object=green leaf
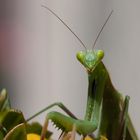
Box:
[0,131,4,139]
[0,109,25,133]
[0,89,11,111]
[3,123,27,140]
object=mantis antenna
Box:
[42,5,87,50]
[42,5,113,51]
[92,10,113,49]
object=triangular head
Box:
[76,50,104,72]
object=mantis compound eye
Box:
[96,50,104,60]
[76,51,86,64]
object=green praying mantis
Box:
[0,5,139,140]
[33,6,138,140]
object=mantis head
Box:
[77,50,104,72]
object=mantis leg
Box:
[117,96,130,140]
[59,132,71,140]
[70,124,76,140]
[26,102,77,122]
[41,70,107,139]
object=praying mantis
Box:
[32,5,138,140]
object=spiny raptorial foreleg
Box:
[41,111,97,139]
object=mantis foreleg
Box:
[26,102,77,122]
[117,96,130,140]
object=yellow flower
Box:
[27,133,47,140]
[100,135,108,140]
[84,135,108,140]
[84,136,94,140]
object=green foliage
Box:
[0,89,52,139]
[3,123,27,140]
[0,89,11,111]
[0,110,25,132]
